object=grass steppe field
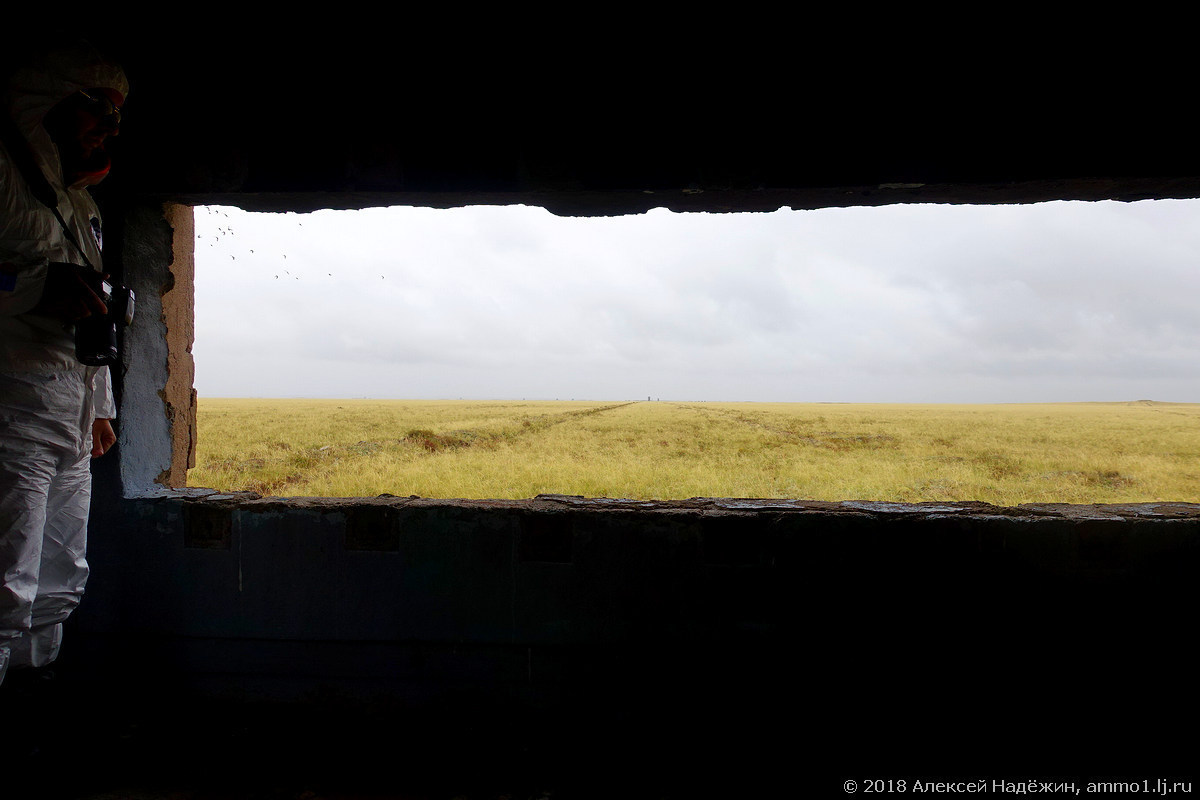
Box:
[187,398,1200,504]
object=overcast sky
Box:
[192,199,1200,403]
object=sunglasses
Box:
[77,89,122,125]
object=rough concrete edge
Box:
[123,488,1200,522]
[156,202,196,488]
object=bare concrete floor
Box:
[9,693,672,800]
[6,628,1193,800]
[2,658,753,800]
[6,692,655,800]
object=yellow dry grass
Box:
[188,398,1200,504]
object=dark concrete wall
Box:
[17,22,1193,789]
[12,22,1199,217]
[65,123,1199,791]
[71,492,1198,782]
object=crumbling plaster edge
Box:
[126,487,1200,522]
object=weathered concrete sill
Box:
[149,487,1200,521]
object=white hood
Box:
[5,40,129,191]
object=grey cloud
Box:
[193,200,1200,402]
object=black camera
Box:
[75,272,135,367]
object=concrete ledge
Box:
[79,491,1199,655]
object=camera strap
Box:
[0,111,100,273]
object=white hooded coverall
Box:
[0,45,128,686]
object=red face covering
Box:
[44,87,124,188]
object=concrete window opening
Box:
[181,200,1200,505]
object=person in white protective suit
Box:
[0,41,128,688]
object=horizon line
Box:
[191,396,1193,405]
